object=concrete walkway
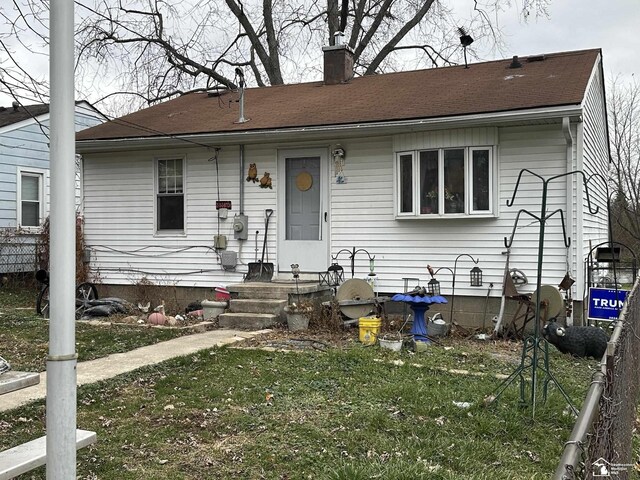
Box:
[0,328,269,413]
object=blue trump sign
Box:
[588,287,629,322]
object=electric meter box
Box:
[233,214,248,240]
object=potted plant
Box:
[284,263,313,331]
[283,301,313,331]
[378,332,404,351]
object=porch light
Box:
[427,277,441,296]
[470,266,483,287]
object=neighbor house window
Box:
[396,147,493,217]
[156,158,184,231]
[18,170,43,227]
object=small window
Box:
[19,171,43,227]
[396,147,494,218]
[443,149,465,214]
[156,158,184,231]
[419,150,439,214]
[398,153,414,214]
[471,148,491,212]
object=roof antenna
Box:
[235,67,249,124]
[458,27,474,69]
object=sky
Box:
[484,0,639,81]
[0,0,638,109]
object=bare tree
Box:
[1,0,547,114]
[0,0,50,105]
[608,77,640,254]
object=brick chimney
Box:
[322,43,354,85]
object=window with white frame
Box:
[156,158,185,232]
[396,147,494,217]
[18,170,43,227]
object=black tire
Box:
[76,282,99,302]
[75,282,99,319]
[36,285,50,317]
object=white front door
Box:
[277,148,329,273]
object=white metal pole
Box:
[47,0,77,477]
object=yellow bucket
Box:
[359,316,382,345]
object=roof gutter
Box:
[76,104,583,154]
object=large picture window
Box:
[18,170,43,227]
[156,158,184,232]
[396,147,493,217]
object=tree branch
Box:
[365,0,437,74]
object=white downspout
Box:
[575,121,586,323]
[239,145,244,214]
[562,117,574,327]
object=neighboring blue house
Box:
[0,101,105,275]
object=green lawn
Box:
[0,330,599,479]
[0,287,198,372]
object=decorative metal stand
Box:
[449,254,481,323]
[492,169,598,418]
[331,247,375,279]
[427,256,481,324]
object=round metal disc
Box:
[336,278,375,319]
[531,285,563,319]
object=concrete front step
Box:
[218,312,280,330]
[229,299,287,315]
[0,429,96,480]
[228,281,332,300]
[0,371,39,396]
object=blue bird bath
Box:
[391,292,448,342]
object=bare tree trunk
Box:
[339,0,349,33]
[364,0,437,74]
[225,0,284,85]
[262,0,284,84]
[327,0,339,45]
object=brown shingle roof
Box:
[0,104,50,129]
[77,49,600,141]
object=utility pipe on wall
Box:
[239,145,244,214]
[48,0,78,476]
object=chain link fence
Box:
[555,280,640,479]
[0,229,39,288]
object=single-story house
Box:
[0,101,105,275]
[75,46,610,326]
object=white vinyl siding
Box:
[329,127,569,296]
[498,124,573,291]
[580,59,610,261]
[83,146,278,286]
[82,120,603,299]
